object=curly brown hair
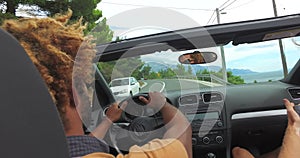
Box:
[1,10,95,131]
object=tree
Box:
[42,0,69,16]
[1,0,45,16]
[158,68,176,79]
[187,65,193,75]
[69,0,102,33]
[0,0,110,35]
[227,71,244,84]
[97,57,145,82]
[148,72,159,79]
[171,64,194,78]
[90,18,113,44]
[140,65,152,79]
[196,69,211,82]
[173,64,186,76]
[0,12,16,24]
[196,69,245,84]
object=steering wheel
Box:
[93,67,165,152]
[106,93,165,152]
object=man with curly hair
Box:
[1,11,192,158]
[1,10,125,157]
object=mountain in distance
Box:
[144,61,169,72]
[227,68,258,75]
[144,61,257,75]
[144,61,221,73]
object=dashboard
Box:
[163,81,300,158]
[92,79,300,158]
[178,91,228,157]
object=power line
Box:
[220,0,239,11]
[226,0,256,10]
[207,0,233,25]
[207,0,240,25]
[101,2,214,11]
[207,0,232,25]
[211,15,217,24]
[218,0,231,9]
[206,10,216,25]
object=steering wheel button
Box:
[192,138,197,145]
[215,136,223,144]
[217,121,223,127]
[202,136,210,145]
[206,153,216,158]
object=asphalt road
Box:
[140,79,211,93]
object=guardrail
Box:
[175,74,230,85]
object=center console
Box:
[178,91,228,158]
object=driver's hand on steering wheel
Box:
[139,92,167,110]
[105,102,127,122]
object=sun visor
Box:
[263,28,300,41]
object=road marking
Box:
[149,81,165,92]
[160,81,166,92]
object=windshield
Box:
[110,79,129,87]
[93,1,300,103]
[98,34,299,100]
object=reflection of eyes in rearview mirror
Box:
[178,51,217,64]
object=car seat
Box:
[0,28,70,157]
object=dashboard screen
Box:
[186,111,219,120]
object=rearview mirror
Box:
[178,51,217,64]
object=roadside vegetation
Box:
[97,57,245,85]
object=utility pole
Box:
[216,8,228,83]
[272,0,288,77]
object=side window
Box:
[130,78,134,85]
[283,37,300,73]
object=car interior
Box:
[1,14,300,158]
[92,14,300,158]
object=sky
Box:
[96,0,300,72]
[97,0,300,27]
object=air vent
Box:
[288,88,300,100]
[179,95,198,105]
[202,92,223,103]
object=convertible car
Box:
[92,14,300,158]
[0,13,299,158]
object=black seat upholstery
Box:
[0,28,69,157]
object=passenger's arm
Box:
[233,99,300,158]
[278,99,300,158]
[139,92,192,158]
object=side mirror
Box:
[178,51,217,64]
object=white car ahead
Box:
[109,77,141,99]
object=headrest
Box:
[0,28,69,158]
